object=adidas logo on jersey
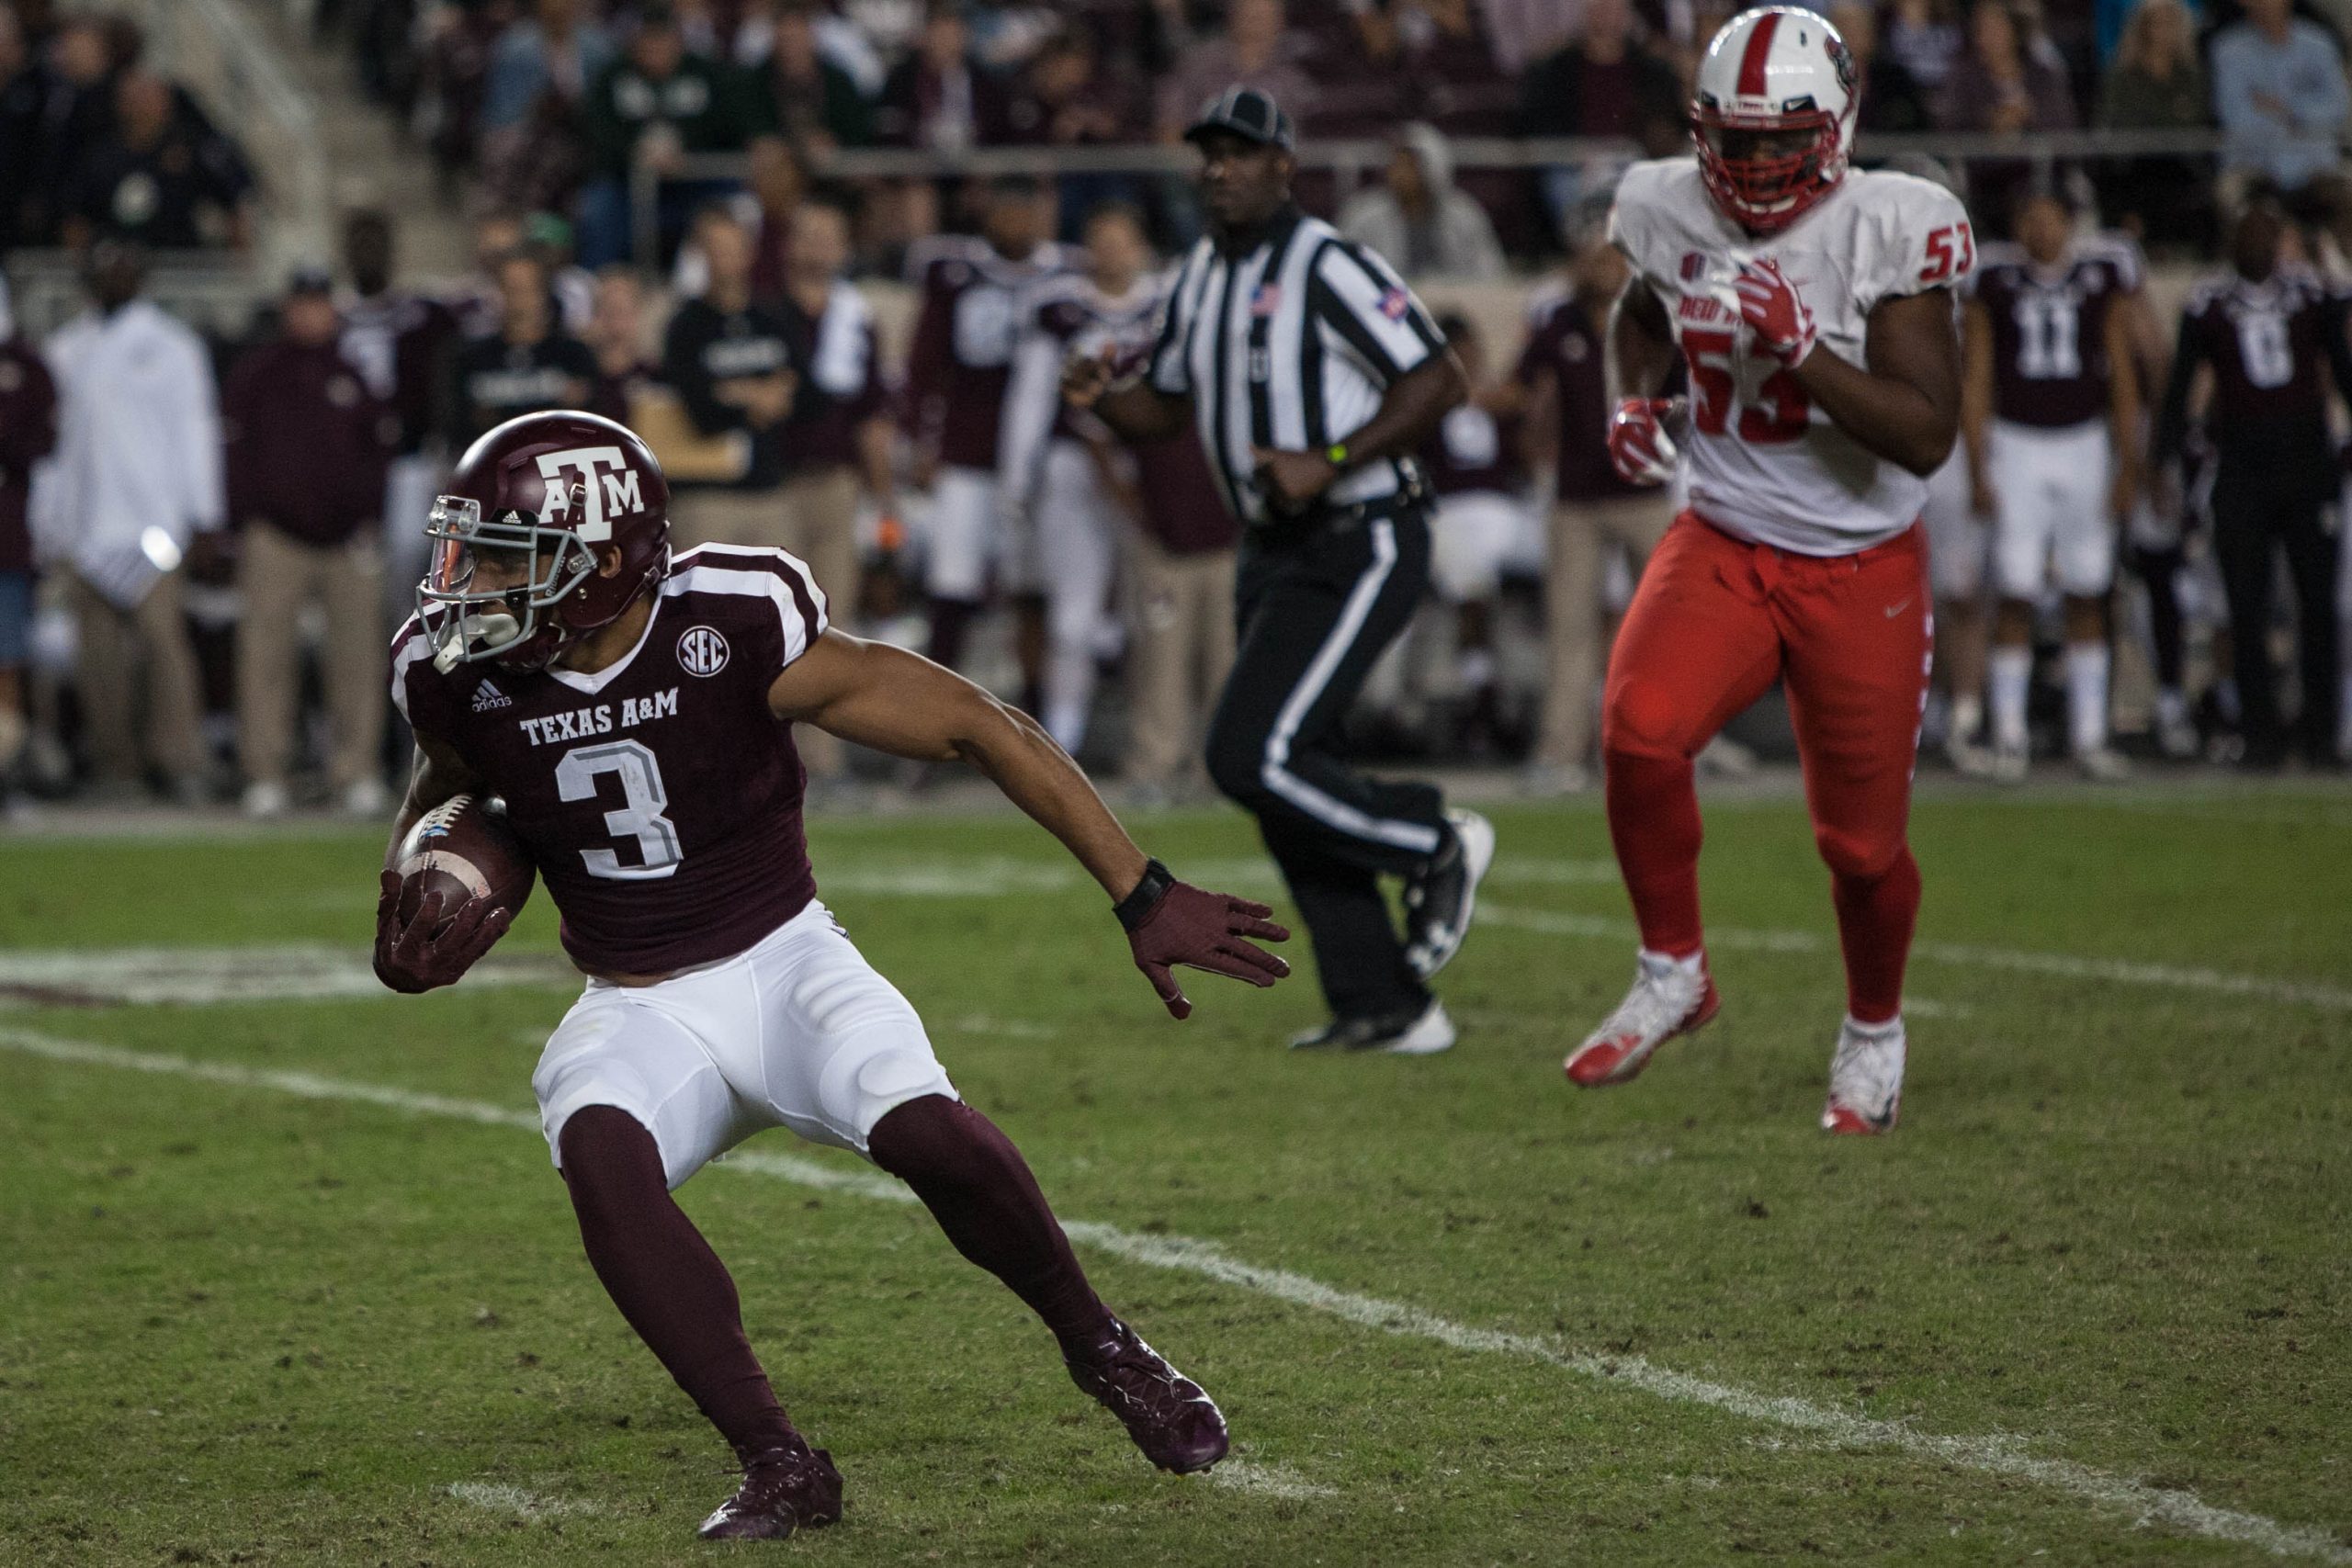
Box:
[471,681,513,712]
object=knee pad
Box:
[1602,681,1698,762]
[819,1047,959,1154]
[1815,824,1905,884]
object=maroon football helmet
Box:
[417,411,671,672]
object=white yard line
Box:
[0,946,577,1009]
[5,1024,2343,1564]
[1480,905,2352,1014]
[1207,1459,1339,1501]
[444,1481,600,1519]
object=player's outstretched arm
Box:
[770,631,1290,1017]
[1776,285,1962,477]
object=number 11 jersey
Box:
[1609,158,1973,556]
[392,545,827,976]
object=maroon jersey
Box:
[1000,273,1162,508]
[899,234,1073,471]
[1420,400,1525,498]
[392,545,829,976]
[1968,241,2138,429]
[339,289,459,456]
[1512,287,1639,502]
[222,338,398,547]
[778,280,889,472]
[0,335,59,574]
[2155,264,2352,495]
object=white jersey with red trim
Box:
[1610,157,1973,555]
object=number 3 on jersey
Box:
[556,739,684,880]
[1682,328,1810,443]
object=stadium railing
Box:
[629,128,2248,265]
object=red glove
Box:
[1608,397,1682,487]
[374,868,515,994]
[1732,258,1817,367]
[1114,859,1291,1020]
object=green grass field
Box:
[3,780,2348,1566]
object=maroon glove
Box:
[1114,859,1291,1020]
[373,868,515,994]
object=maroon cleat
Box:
[1066,1319,1229,1474]
[696,1441,845,1540]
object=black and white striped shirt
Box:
[1146,208,1445,527]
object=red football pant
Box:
[1601,514,1931,1024]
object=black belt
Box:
[1250,462,1430,535]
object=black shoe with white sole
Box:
[1285,998,1455,1055]
[1403,808,1495,979]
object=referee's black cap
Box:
[1184,85,1295,152]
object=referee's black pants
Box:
[2211,456,2341,761]
[1205,504,1448,1021]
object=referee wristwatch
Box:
[1324,442,1351,471]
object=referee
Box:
[1066,87,1495,1054]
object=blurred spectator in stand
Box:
[1407,0,1515,130]
[661,206,802,552]
[451,211,529,339]
[443,250,606,446]
[1339,123,1506,279]
[1012,26,1148,228]
[29,17,117,243]
[875,0,1012,151]
[421,0,514,194]
[479,0,615,213]
[526,209,596,332]
[751,0,874,152]
[1515,201,1671,795]
[1935,0,2078,237]
[1886,0,1964,95]
[0,275,56,805]
[1832,3,1934,134]
[61,68,255,251]
[585,263,662,412]
[336,208,458,631]
[34,242,221,804]
[222,268,397,820]
[773,195,896,788]
[1305,2,1417,140]
[577,3,757,267]
[1156,0,1320,141]
[0,6,47,254]
[2098,0,2213,247]
[673,134,800,299]
[1454,0,1569,77]
[2212,0,2351,228]
[1516,0,1682,231]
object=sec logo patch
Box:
[677,626,729,677]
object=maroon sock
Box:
[926,597,979,671]
[867,1095,1114,1359]
[559,1106,800,1462]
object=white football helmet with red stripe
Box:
[1692,6,1858,235]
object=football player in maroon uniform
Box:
[376,411,1290,1540]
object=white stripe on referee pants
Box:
[1259,517,1444,855]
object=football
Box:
[392,794,537,931]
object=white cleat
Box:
[1821,1015,1905,1134]
[2074,746,2132,784]
[1945,733,1996,779]
[240,780,290,820]
[1564,951,1720,1088]
[1404,807,1495,979]
[1988,739,2029,784]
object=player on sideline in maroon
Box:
[374,410,1291,1540]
